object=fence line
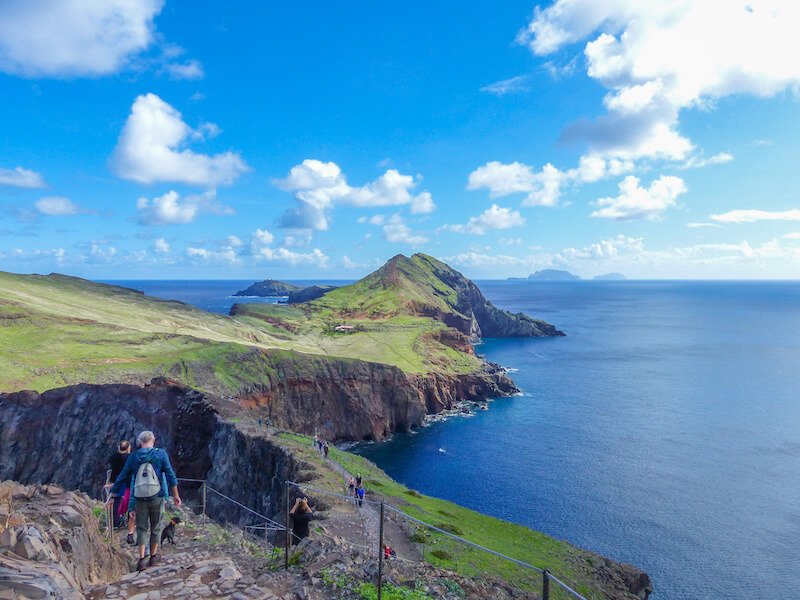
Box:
[286,479,587,600]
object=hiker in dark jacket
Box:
[108,440,131,527]
[108,430,181,571]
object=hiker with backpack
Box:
[108,430,181,571]
[107,440,131,528]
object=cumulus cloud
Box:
[679,152,734,170]
[710,209,800,223]
[480,75,531,96]
[443,205,526,235]
[252,229,274,245]
[162,59,204,80]
[784,232,800,240]
[0,166,45,188]
[255,247,329,268]
[35,197,81,216]
[112,93,249,186]
[152,237,170,253]
[381,214,428,245]
[0,0,163,77]
[591,175,686,220]
[517,1,800,160]
[136,189,234,226]
[274,159,435,230]
[187,246,240,264]
[467,156,633,207]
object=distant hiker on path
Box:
[107,440,131,528]
[289,497,313,544]
[323,442,329,458]
[108,430,181,572]
[348,477,355,496]
[355,484,365,507]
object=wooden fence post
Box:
[284,483,290,571]
[377,502,384,600]
[542,569,550,600]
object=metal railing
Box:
[286,479,588,600]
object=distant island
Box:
[234,279,339,303]
[233,279,302,297]
[526,269,580,281]
[507,270,628,281]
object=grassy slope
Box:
[278,432,599,599]
[0,270,480,392]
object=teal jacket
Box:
[111,447,178,498]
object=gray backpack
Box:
[133,452,161,499]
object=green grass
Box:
[276,433,600,599]
[0,269,483,392]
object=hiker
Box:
[348,477,355,497]
[383,544,396,560]
[355,474,362,488]
[323,442,329,458]
[108,440,131,528]
[355,484,365,507]
[289,497,313,545]
[108,430,181,571]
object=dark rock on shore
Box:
[233,279,303,297]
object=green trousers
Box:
[135,496,163,547]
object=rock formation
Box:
[233,279,302,297]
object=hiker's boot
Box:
[136,557,148,571]
[126,534,135,545]
[149,554,160,567]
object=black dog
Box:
[160,517,182,544]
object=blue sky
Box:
[1,0,799,279]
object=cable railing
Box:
[286,479,588,600]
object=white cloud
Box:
[274,159,435,230]
[112,93,249,186]
[710,209,800,223]
[136,189,233,226]
[679,152,734,170]
[358,214,386,225]
[0,0,164,77]
[0,166,45,188]
[187,246,240,264]
[90,244,117,259]
[382,214,428,245]
[591,175,686,220]
[443,205,526,235]
[256,247,329,268]
[467,156,633,207]
[226,235,243,247]
[784,232,800,240]
[35,197,81,216]
[499,237,522,246]
[480,75,530,96]
[518,1,800,161]
[339,255,382,270]
[153,237,170,253]
[162,59,204,80]
[253,229,274,245]
[687,222,720,229]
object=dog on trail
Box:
[160,516,182,545]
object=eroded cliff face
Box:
[0,381,298,525]
[233,350,518,440]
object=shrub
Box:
[430,549,452,561]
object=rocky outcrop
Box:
[233,279,302,297]
[232,350,518,440]
[0,481,128,599]
[0,381,299,524]
[412,254,565,338]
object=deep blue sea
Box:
[107,279,800,600]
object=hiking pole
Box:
[377,501,384,600]
[284,483,290,571]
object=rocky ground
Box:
[0,481,544,600]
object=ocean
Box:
[107,279,800,599]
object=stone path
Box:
[85,512,298,600]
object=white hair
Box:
[136,430,155,447]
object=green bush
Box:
[436,522,463,536]
[356,582,433,600]
[430,549,452,561]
